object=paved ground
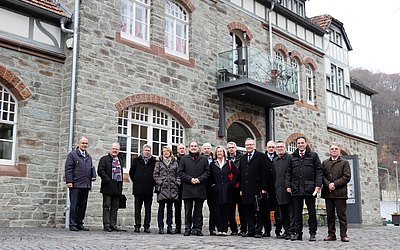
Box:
[1,225,400,249]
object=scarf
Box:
[111,157,122,182]
[162,156,172,166]
[189,152,199,161]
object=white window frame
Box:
[337,67,344,95]
[165,0,189,59]
[306,65,314,104]
[117,105,185,172]
[287,141,296,154]
[291,58,300,99]
[0,84,17,165]
[120,0,151,46]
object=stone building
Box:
[0,0,380,228]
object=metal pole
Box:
[268,1,276,67]
[65,0,80,229]
[378,167,390,200]
[394,161,399,213]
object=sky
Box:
[306,0,400,74]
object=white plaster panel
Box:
[305,30,313,44]
[33,21,60,47]
[243,0,254,12]
[255,2,265,19]
[0,8,29,38]
[277,14,286,29]
[287,19,296,35]
[297,25,305,39]
[231,0,241,6]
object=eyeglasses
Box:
[228,147,235,149]
[330,148,339,151]
[245,144,254,146]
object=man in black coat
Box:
[173,143,186,234]
[263,140,279,237]
[239,138,268,238]
[65,136,96,231]
[286,136,323,241]
[273,141,294,239]
[98,143,124,232]
[129,144,156,233]
[178,141,210,236]
[227,141,245,235]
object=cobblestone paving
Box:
[1,226,400,249]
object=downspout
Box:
[267,1,276,143]
[61,0,80,229]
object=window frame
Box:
[120,0,151,46]
[305,64,314,104]
[0,84,17,165]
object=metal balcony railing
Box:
[217,47,299,96]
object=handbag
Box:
[118,194,127,209]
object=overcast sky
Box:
[306,0,400,74]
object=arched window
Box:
[117,105,185,171]
[165,1,189,58]
[306,64,314,104]
[0,84,17,164]
[290,58,300,99]
[227,121,255,152]
[287,141,297,154]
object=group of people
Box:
[65,136,351,242]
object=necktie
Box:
[82,151,86,158]
[300,152,303,159]
[248,153,252,162]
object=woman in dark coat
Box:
[209,146,238,236]
[153,146,181,234]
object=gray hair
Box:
[142,144,151,150]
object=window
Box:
[0,84,17,164]
[121,0,150,45]
[287,141,296,153]
[290,58,300,99]
[227,121,255,153]
[337,68,344,95]
[117,105,184,171]
[328,28,342,47]
[165,1,189,58]
[274,51,284,72]
[306,65,314,104]
[328,64,347,97]
[330,64,336,92]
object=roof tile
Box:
[309,14,332,30]
[20,0,66,16]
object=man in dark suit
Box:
[239,138,268,238]
[178,141,210,236]
[129,144,156,233]
[286,136,323,241]
[97,143,124,232]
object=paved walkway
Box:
[1,225,400,249]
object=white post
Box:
[394,160,399,213]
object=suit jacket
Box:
[239,150,268,204]
[209,159,238,205]
[321,157,351,199]
[273,152,292,205]
[129,155,156,197]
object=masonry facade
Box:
[0,0,380,228]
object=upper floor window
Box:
[328,28,342,46]
[305,65,314,104]
[0,84,17,165]
[290,58,300,99]
[165,1,189,58]
[281,0,304,17]
[327,63,348,97]
[121,0,151,45]
[117,105,185,171]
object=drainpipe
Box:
[268,1,276,66]
[62,0,80,229]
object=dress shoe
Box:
[77,225,89,231]
[111,226,125,232]
[144,228,150,233]
[167,227,173,234]
[324,235,337,241]
[69,226,79,231]
[173,229,181,234]
[262,232,271,237]
[134,227,140,233]
[238,231,246,236]
[221,232,227,236]
[242,232,255,237]
[196,231,204,236]
[254,234,262,238]
[183,230,191,236]
[290,233,302,241]
[285,233,291,240]
[341,236,349,242]
[309,234,316,241]
[159,228,164,234]
[210,230,216,236]
[231,231,238,236]
[276,234,286,239]
[103,227,112,232]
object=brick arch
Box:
[227,22,254,41]
[273,43,290,58]
[225,112,264,139]
[289,50,303,65]
[0,65,32,100]
[285,132,315,150]
[175,0,196,13]
[303,57,318,70]
[115,93,195,128]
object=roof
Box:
[20,0,67,16]
[350,76,378,95]
[309,14,352,51]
